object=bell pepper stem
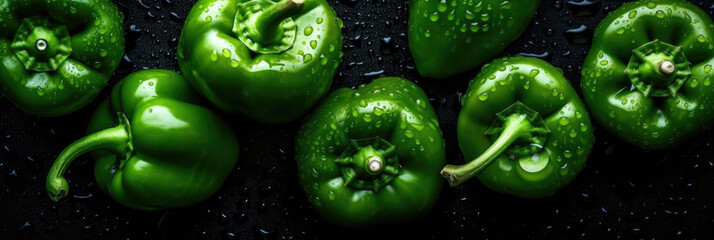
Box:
[367,156,383,173]
[441,114,533,187]
[35,39,48,52]
[46,124,130,202]
[658,60,675,76]
[246,0,304,44]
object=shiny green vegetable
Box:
[178,0,343,123]
[46,70,239,210]
[442,57,594,198]
[581,0,714,149]
[408,0,540,79]
[0,0,125,116]
[296,77,445,227]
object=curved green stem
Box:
[246,0,304,45]
[46,124,130,201]
[441,114,533,187]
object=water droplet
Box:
[321,190,333,201]
[374,107,384,116]
[563,150,573,158]
[478,92,488,101]
[566,0,602,16]
[564,25,593,45]
[519,153,548,173]
[529,69,540,77]
[320,54,327,66]
[465,10,475,20]
[437,1,447,12]
[304,26,313,36]
[559,117,570,126]
[210,50,218,61]
[655,10,665,18]
[480,13,489,21]
[690,79,699,88]
[559,163,569,176]
[430,12,439,22]
[628,10,637,19]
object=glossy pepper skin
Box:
[0,0,125,116]
[442,57,594,198]
[408,0,540,79]
[581,0,714,149]
[46,70,239,210]
[296,77,445,227]
[178,0,343,123]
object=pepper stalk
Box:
[234,0,304,53]
[441,102,549,187]
[245,0,304,45]
[46,115,133,201]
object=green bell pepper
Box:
[408,0,540,79]
[178,0,343,123]
[581,0,714,149]
[0,0,125,116]
[46,70,239,210]
[296,77,445,227]
[442,57,594,198]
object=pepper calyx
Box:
[486,102,550,159]
[626,40,691,98]
[335,137,399,192]
[233,0,303,54]
[11,16,73,72]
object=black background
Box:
[2,0,714,239]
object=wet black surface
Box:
[2,0,714,239]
